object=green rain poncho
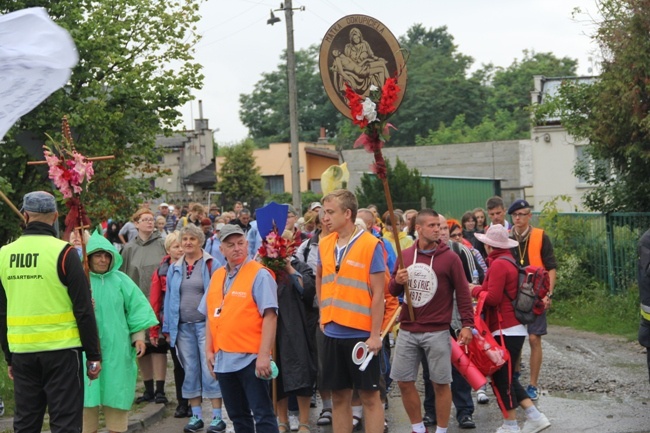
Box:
[84,231,158,410]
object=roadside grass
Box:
[0,359,12,419]
[548,282,640,341]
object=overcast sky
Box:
[181,0,600,144]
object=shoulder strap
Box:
[496,256,520,301]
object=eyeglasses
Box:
[512,212,531,218]
[450,233,462,239]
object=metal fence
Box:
[532,212,650,294]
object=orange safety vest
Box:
[320,231,379,332]
[528,227,544,268]
[207,260,267,354]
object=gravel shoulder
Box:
[540,325,648,401]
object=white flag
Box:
[0,7,78,140]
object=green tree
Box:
[217,140,266,211]
[0,0,202,243]
[239,45,342,147]
[355,158,434,212]
[534,0,650,212]
[415,111,521,145]
[387,25,486,147]
[480,50,578,134]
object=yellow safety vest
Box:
[0,235,81,353]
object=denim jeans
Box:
[218,359,278,433]
[421,348,474,420]
[176,322,222,399]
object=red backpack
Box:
[468,292,510,376]
[498,257,550,324]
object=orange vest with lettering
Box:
[320,231,379,332]
[528,227,544,268]
[207,260,267,354]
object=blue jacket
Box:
[162,250,215,347]
[204,235,226,268]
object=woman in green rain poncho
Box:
[83,231,158,433]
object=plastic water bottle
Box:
[472,270,479,285]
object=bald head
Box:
[438,214,449,243]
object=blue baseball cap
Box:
[21,191,57,213]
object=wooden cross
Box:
[24,116,115,279]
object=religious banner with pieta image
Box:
[319,14,407,119]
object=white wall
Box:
[529,125,590,212]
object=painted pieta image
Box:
[319,15,407,119]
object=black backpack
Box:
[498,257,550,324]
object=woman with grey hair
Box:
[162,224,226,433]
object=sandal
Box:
[316,408,332,426]
[278,422,290,432]
[298,423,311,432]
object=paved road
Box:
[144,385,650,433]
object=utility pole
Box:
[268,1,304,213]
[283,0,301,213]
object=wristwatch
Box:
[462,326,474,332]
[547,293,553,299]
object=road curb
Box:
[0,402,168,433]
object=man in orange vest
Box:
[316,190,386,433]
[508,199,557,401]
[204,224,279,433]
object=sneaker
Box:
[526,385,539,401]
[0,398,4,417]
[154,392,168,404]
[316,408,332,426]
[183,415,204,433]
[458,414,476,429]
[174,402,189,418]
[521,414,550,433]
[289,414,299,431]
[513,371,521,381]
[310,393,317,408]
[207,417,227,433]
[477,389,490,404]
[422,413,436,426]
[496,426,521,433]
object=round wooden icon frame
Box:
[319,14,408,120]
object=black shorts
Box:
[144,339,169,355]
[322,335,380,391]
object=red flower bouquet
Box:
[345,77,401,178]
[257,226,297,276]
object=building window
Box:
[310,179,322,194]
[575,146,590,186]
[575,145,610,188]
[263,175,285,195]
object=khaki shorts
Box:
[390,329,452,384]
[83,406,129,433]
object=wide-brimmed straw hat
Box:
[474,224,519,249]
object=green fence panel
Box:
[532,212,650,294]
